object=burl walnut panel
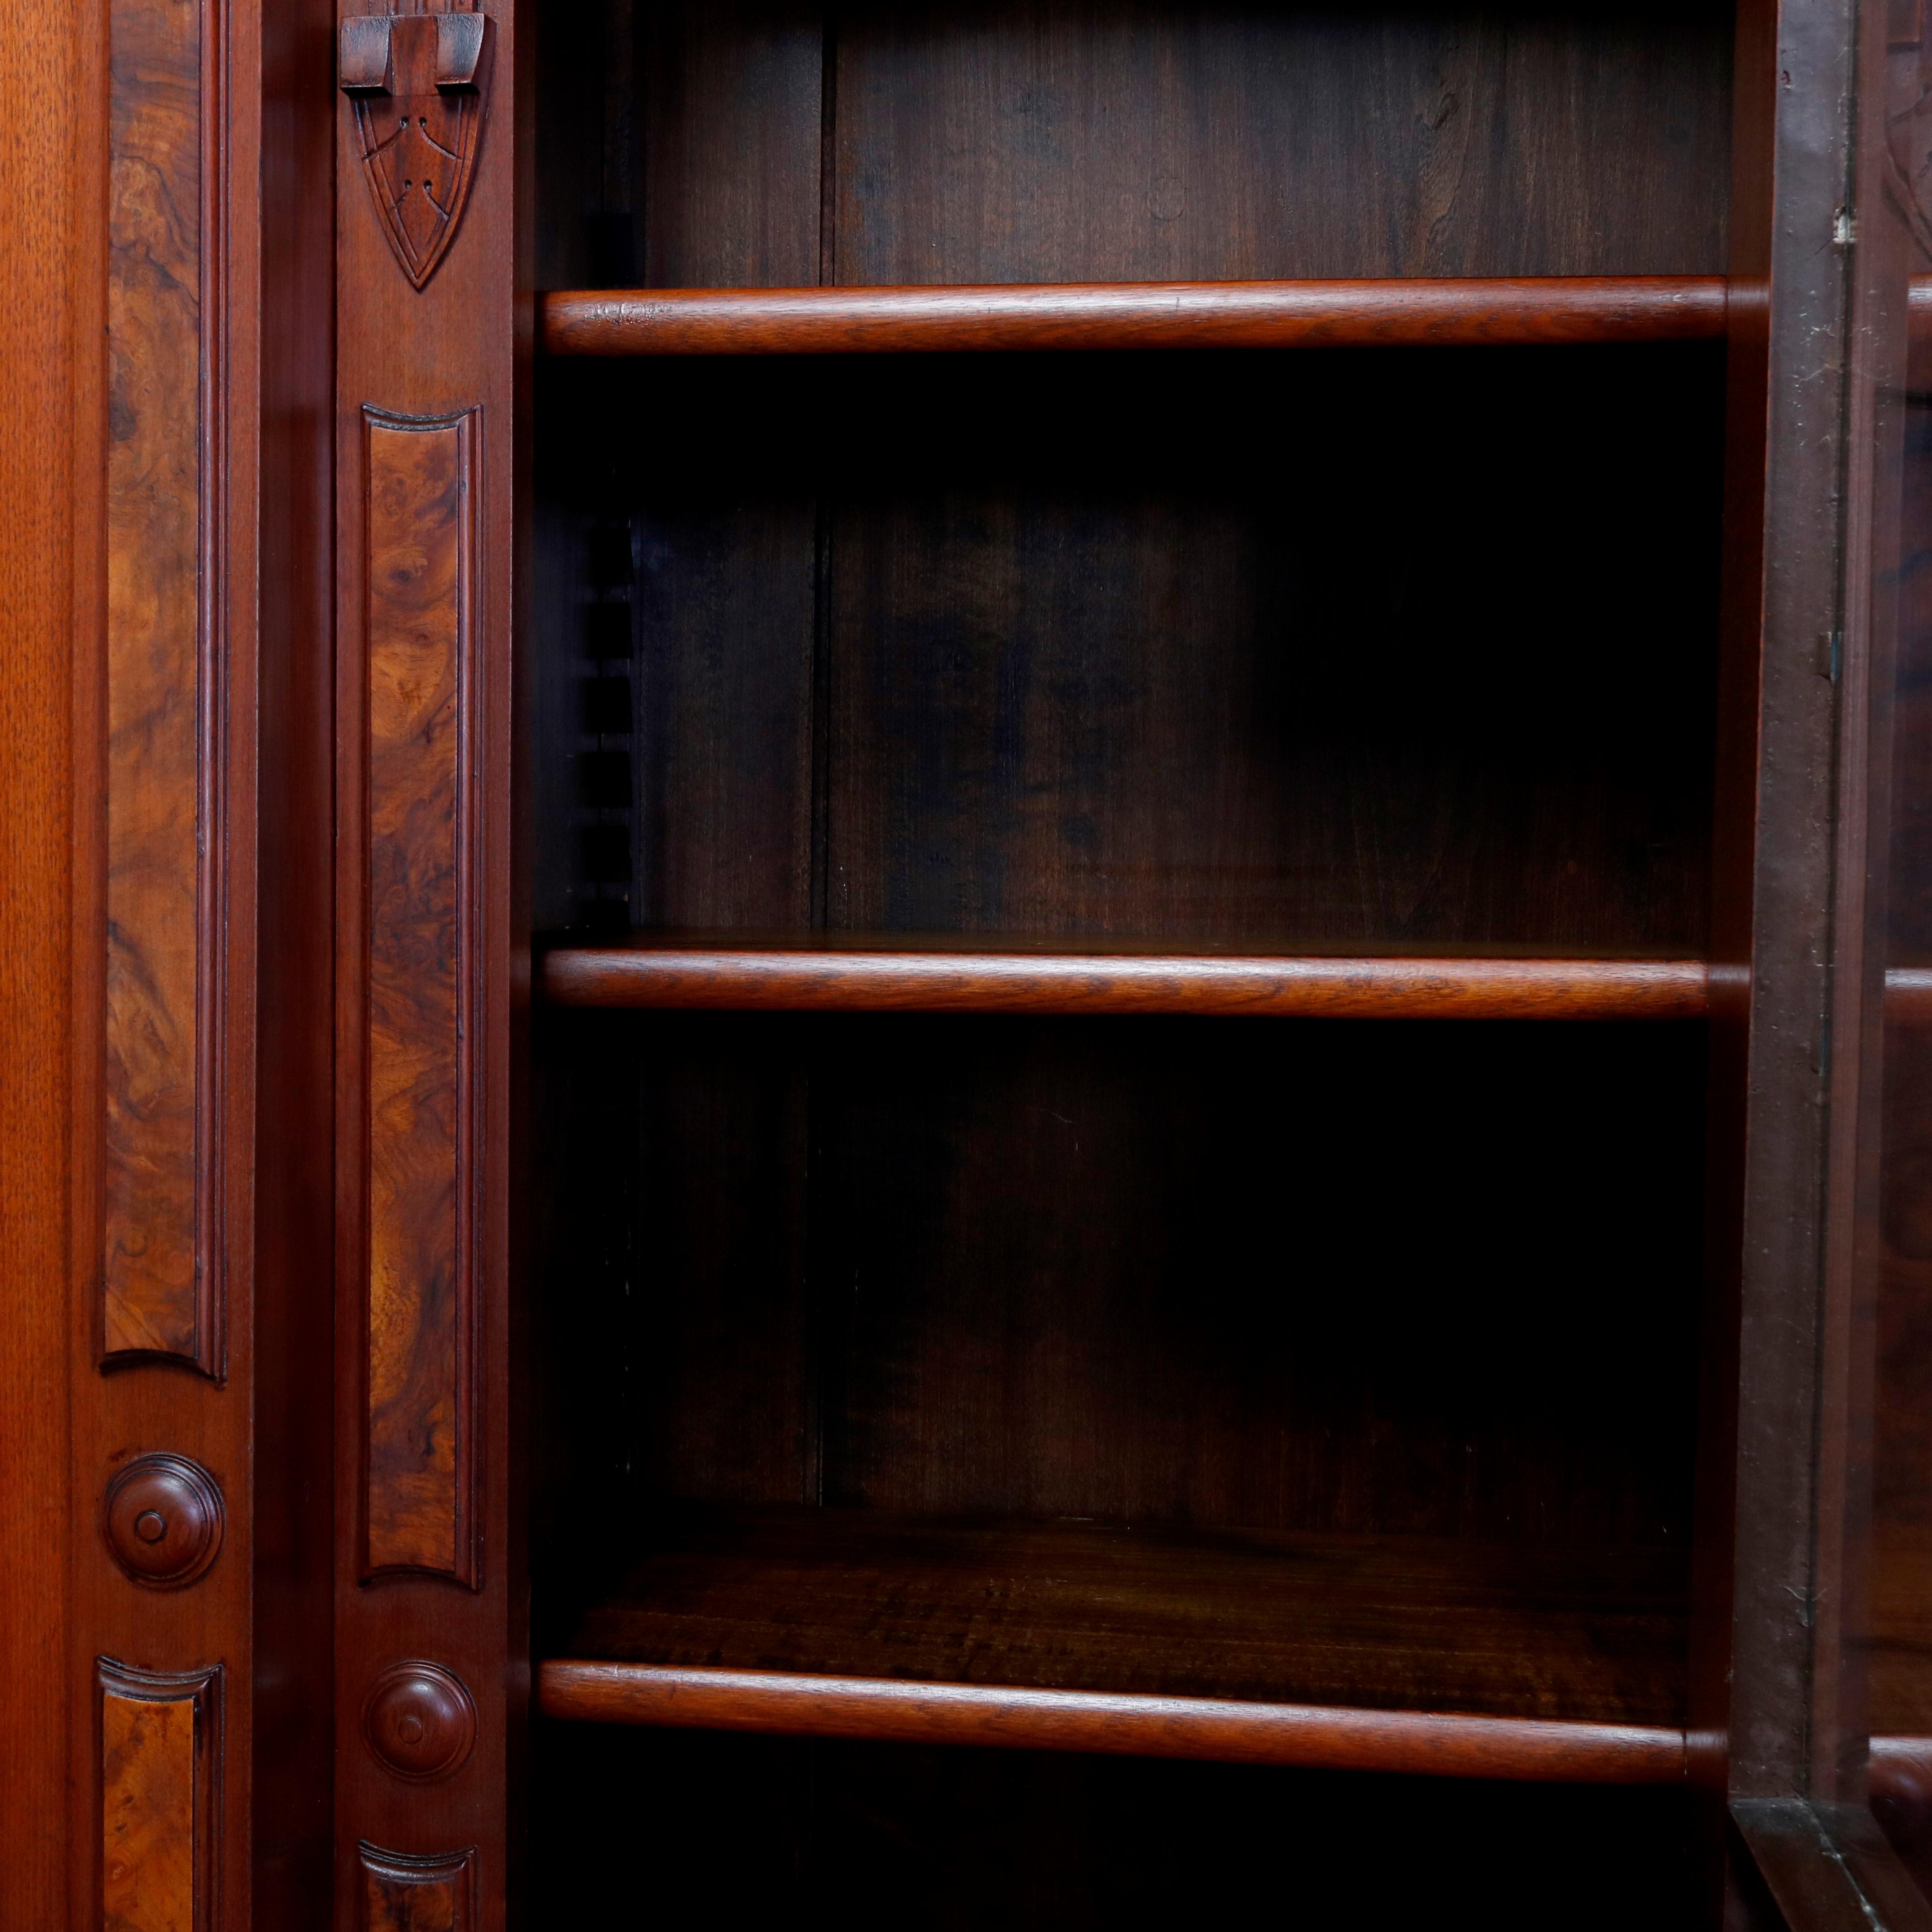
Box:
[104,0,217,1372]
[99,1660,219,1932]
[360,1842,477,1932]
[363,408,480,1584]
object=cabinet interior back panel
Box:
[532,1730,1701,1932]
[535,2,1733,289]
[532,1009,1707,1604]
[833,0,1733,284]
[534,343,1723,945]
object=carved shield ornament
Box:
[341,9,493,291]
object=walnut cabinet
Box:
[6,0,1932,1924]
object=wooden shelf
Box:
[1889,966,1932,1025]
[540,940,1711,1021]
[539,1507,1689,1783]
[540,276,1730,356]
[539,1664,1693,1784]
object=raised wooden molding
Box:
[359,1842,477,1932]
[99,1659,221,1932]
[103,0,227,1378]
[341,4,493,291]
[362,405,481,1586]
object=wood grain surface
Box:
[335,0,519,1903]
[541,944,1711,1020]
[100,1660,218,1932]
[0,0,104,1912]
[541,277,1731,356]
[536,0,1735,292]
[518,3,1759,1916]
[538,1662,1685,1785]
[1872,1736,1932,1802]
[69,0,266,1917]
[538,1012,1706,1564]
[364,408,479,1584]
[831,2,1734,285]
[250,0,336,1904]
[103,0,213,1371]
[549,1507,1688,1726]
[358,1842,476,1932]
[537,343,1724,949]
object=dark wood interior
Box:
[30,0,1932,1917]
[529,1007,1711,1812]
[534,1012,1705,1544]
[527,0,1735,1917]
[536,0,1734,294]
[553,1507,1689,1721]
[532,343,1726,943]
[1874,355,1932,1751]
[529,1729,1703,1930]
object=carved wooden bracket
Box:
[341,8,492,290]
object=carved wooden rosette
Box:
[103,1452,226,1589]
[362,1660,478,1781]
[99,1660,221,1932]
[362,406,483,1586]
[104,0,227,1378]
[341,6,492,291]
[359,1842,477,1932]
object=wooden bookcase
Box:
[10,0,1932,1924]
[507,5,1842,1921]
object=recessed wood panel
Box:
[359,1842,476,1932]
[363,407,481,1584]
[99,1660,219,1932]
[104,0,218,1372]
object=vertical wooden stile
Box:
[0,0,106,1914]
[332,0,523,1922]
[69,0,262,1916]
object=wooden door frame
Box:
[1713,0,1932,1922]
[0,0,335,1921]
